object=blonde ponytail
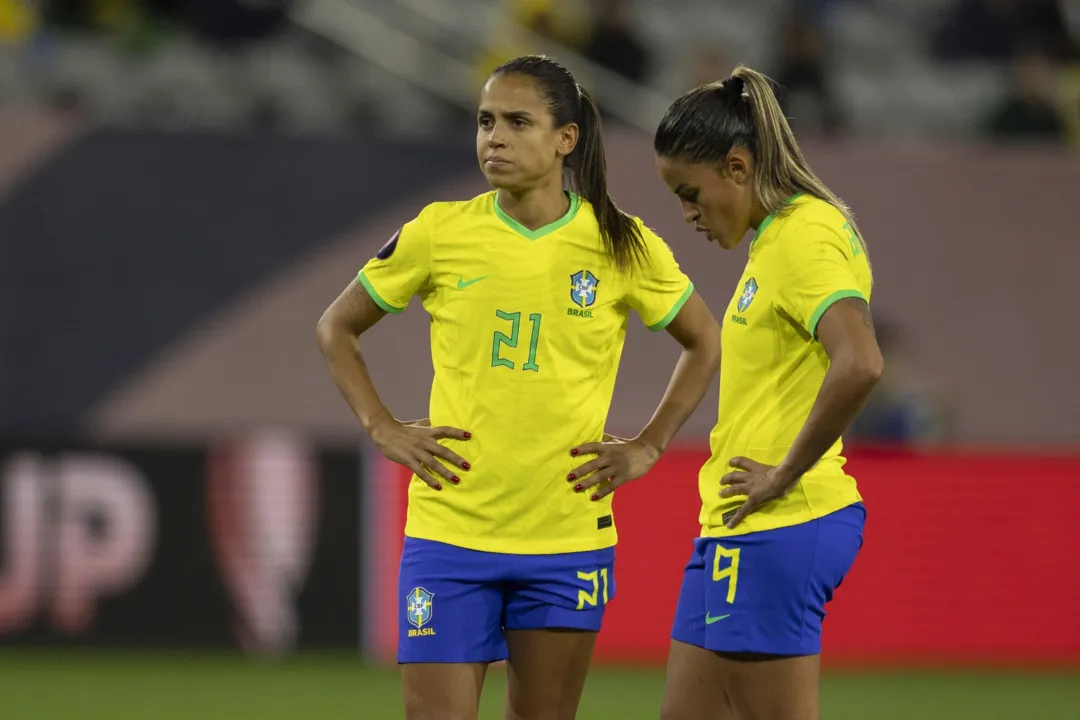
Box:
[655,64,870,269]
[730,65,869,260]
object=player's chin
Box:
[705,230,731,249]
[712,231,742,250]
[481,165,518,188]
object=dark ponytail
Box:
[492,55,646,271]
[571,85,646,271]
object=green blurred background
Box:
[1,652,1077,720]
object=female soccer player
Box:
[653,65,883,720]
[317,55,721,720]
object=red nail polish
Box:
[462,462,471,470]
[435,484,443,490]
[451,476,460,484]
[570,449,579,456]
[464,432,472,439]
[568,473,576,481]
[575,484,583,492]
[590,494,599,501]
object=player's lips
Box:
[696,226,715,243]
[484,156,511,168]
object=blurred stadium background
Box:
[0,0,1078,718]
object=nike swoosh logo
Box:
[704,613,731,625]
[456,275,490,290]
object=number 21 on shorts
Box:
[712,545,740,604]
[576,568,610,609]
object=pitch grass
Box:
[0,650,1076,719]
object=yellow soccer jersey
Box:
[699,194,871,537]
[359,191,694,554]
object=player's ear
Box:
[726,148,752,186]
[557,122,579,159]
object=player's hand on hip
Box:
[567,436,661,501]
[369,417,471,491]
[719,457,799,529]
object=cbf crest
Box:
[737,277,759,313]
[571,270,599,309]
[406,587,435,636]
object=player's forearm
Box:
[316,323,395,434]
[637,342,721,455]
[777,355,881,481]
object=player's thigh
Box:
[701,504,865,657]
[398,537,510,665]
[669,537,710,653]
[401,663,488,720]
[700,505,864,720]
[660,639,736,720]
[716,652,820,720]
[663,540,735,720]
[503,628,598,720]
[398,539,510,717]
[501,546,614,720]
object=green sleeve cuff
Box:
[808,289,866,337]
[357,271,405,314]
[647,282,695,332]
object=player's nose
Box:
[680,200,698,225]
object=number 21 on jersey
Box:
[491,309,543,371]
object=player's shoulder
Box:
[412,191,497,228]
[773,195,851,253]
[579,201,678,269]
[636,218,678,263]
[780,194,847,231]
[595,203,671,252]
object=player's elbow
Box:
[678,316,721,376]
[315,309,346,356]
[701,321,722,373]
[848,345,884,391]
[669,292,722,368]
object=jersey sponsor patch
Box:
[376,228,402,260]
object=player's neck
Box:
[749,199,769,231]
[496,185,570,231]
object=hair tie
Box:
[729,76,749,101]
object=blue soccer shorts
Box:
[397,537,616,664]
[671,502,865,656]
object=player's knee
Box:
[403,688,477,720]
[504,687,576,720]
[403,702,477,720]
[503,704,571,720]
[404,712,476,720]
[659,696,710,720]
[404,710,476,720]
